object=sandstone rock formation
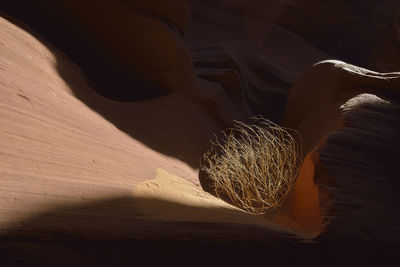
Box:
[1,0,400,264]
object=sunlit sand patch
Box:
[133,168,298,236]
[134,168,238,210]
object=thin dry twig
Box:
[201,116,301,215]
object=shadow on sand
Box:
[0,196,291,265]
[0,195,397,266]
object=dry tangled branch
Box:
[201,116,301,215]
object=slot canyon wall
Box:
[1,0,400,265]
